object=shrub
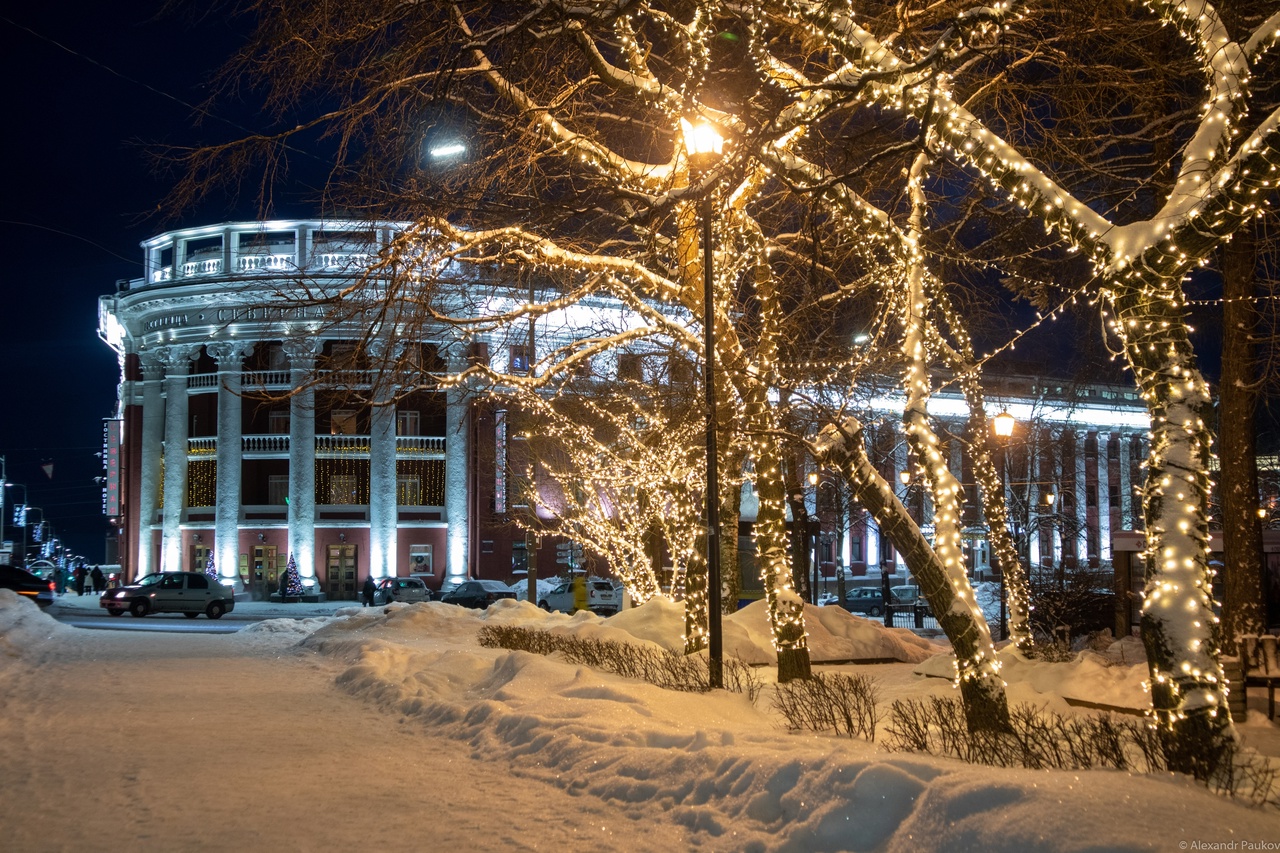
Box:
[476,624,762,702]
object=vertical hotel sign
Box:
[103,419,122,517]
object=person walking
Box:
[74,564,87,597]
[90,565,105,595]
[362,575,376,607]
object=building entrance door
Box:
[327,545,358,600]
[252,545,279,599]
[191,545,211,574]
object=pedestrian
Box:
[74,564,87,596]
[362,575,376,607]
[90,566,105,595]
[54,565,66,595]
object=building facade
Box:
[99,219,1153,600]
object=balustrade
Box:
[242,435,291,453]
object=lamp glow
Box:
[993,411,1015,438]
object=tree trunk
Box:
[815,417,1011,732]
[1218,226,1266,655]
[1111,284,1234,771]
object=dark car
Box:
[100,571,236,619]
[840,587,885,617]
[439,579,517,609]
[0,565,56,607]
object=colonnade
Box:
[128,341,470,587]
[853,420,1147,576]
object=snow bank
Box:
[0,590,71,666]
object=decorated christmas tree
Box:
[204,550,217,581]
[282,553,304,600]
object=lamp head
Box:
[993,411,1015,438]
[680,119,724,168]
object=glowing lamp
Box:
[680,119,724,168]
[993,411,1015,438]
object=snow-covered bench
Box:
[1239,634,1280,720]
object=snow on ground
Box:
[2,589,1278,852]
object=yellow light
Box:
[680,119,724,163]
[993,411,1015,437]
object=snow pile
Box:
[0,589,70,665]
[2,593,1279,852]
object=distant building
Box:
[99,220,1153,601]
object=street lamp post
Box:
[5,482,29,565]
[993,411,1015,641]
[682,118,725,688]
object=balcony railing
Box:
[397,436,445,455]
[182,257,223,277]
[236,253,297,273]
[316,435,372,455]
[187,374,219,390]
[187,434,445,457]
[243,371,293,389]
[243,435,290,453]
[188,437,217,455]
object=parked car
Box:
[889,584,932,617]
[100,571,236,619]
[374,576,432,605]
[438,579,517,609]
[840,587,885,617]
[538,577,620,615]
[0,565,56,608]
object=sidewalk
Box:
[51,590,355,620]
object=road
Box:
[45,594,351,634]
[0,615,693,853]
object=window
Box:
[269,410,290,434]
[161,574,184,590]
[331,410,357,435]
[668,354,694,387]
[617,353,643,381]
[266,344,288,371]
[510,344,532,374]
[409,544,433,574]
[328,475,359,505]
[396,410,420,436]
[188,575,209,590]
[268,475,289,506]
[397,476,423,506]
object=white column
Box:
[136,352,165,577]
[1074,430,1088,566]
[159,345,200,572]
[444,359,470,582]
[864,425,880,572]
[284,339,322,582]
[1098,431,1112,563]
[1119,432,1134,531]
[208,341,254,590]
[1028,429,1042,569]
[893,429,908,574]
[369,400,398,579]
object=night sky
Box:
[0,6,255,560]
[0,6,1244,561]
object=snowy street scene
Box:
[3,591,1276,852]
[7,3,1280,850]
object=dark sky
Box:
[0,5,253,560]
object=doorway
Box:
[327,544,358,600]
[252,545,279,599]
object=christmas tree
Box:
[282,553,304,600]
[205,550,217,581]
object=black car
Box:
[840,587,885,617]
[0,565,56,607]
[439,579,517,609]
